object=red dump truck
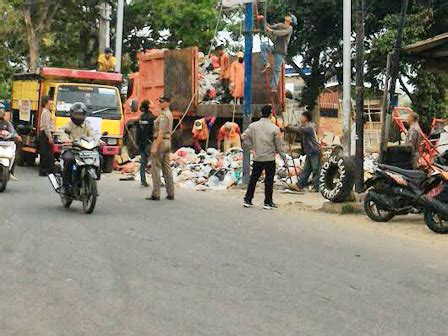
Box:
[123,47,285,155]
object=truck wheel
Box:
[319,155,355,203]
[102,156,115,173]
[18,152,36,167]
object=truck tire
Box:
[319,155,355,203]
[17,152,36,167]
[102,156,115,173]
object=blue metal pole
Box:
[242,2,253,184]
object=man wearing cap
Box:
[192,116,216,154]
[217,122,241,153]
[230,51,245,104]
[147,95,175,201]
[97,48,116,72]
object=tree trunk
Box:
[28,31,40,72]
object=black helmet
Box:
[70,102,87,126]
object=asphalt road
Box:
[1,167,448,336]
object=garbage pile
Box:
[198,52,225,104]
[171,147,306,191]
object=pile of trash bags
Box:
[119,146,381,192]
[172,147,243,191]
[198,52,226,104]
[171,147,306,191]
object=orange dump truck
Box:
[123,47,284,155]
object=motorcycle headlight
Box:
[107,138,118,146]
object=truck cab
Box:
[11,68,124,172]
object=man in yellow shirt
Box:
[97,48,116,72]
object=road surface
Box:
[1,167,448,335]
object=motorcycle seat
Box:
[378,164,427,182]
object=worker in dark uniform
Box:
[136,100,154,187]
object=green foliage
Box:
[125,0,218,66]
[270,0,447,121]
[0,0,446,117]
[410,70,448,127]
[367,2,448,127]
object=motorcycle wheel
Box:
[82,175,97,214]
[0,166,8,192]
[364,191,395,222]
[424,210,448,234]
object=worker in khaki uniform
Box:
[147,95,175,201]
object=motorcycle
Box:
[364,163,448,234]
[48,131,102,214]
[0,130,16,192]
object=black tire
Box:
[82,175,97,214]
[364,191,395,222]
[319,155,356,203]
[102,156,114,173]
[17,151,36,167]
[0,166,8,192]
[424,210,448,234]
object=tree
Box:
[9,0,63,71]
[124,0,218,70]
[367,2,448,128]
[269,0,447,121]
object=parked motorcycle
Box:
[48,133,102,214]
[0,130,16,192]
[364,163,448,234]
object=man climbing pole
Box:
[260,15,295,93]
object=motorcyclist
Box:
[59,102,103,190]
[0,103,21,180]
